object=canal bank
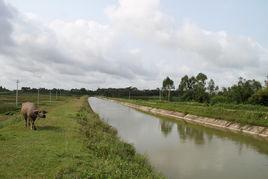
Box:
[90,97,268,179]
[0,97,162,178]
[110,99,268,139]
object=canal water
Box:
[89,97,268,179]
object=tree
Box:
[249,88,268,106]
[196,73,207,86]
[178,75,196,101]
[178,75,189,93]
[194,73,209,103]
[227,77,262,103]
[178,73,210,102]
[207,79,215,95]
[0,86,9,92]
[162,76,174,101]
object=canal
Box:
[89,97,268,179]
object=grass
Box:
[0,96,162,178]
[0,93,63,114]
[114,98,268,127]
[0,103,17,114]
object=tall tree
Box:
[194,73,209,102]
[178,75,197,101]
[207,79,215,95]
[178,75,188,95]
[162,76,174,101]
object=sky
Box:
[1,0,268,90]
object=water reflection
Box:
[176,123,206,145]
[159,120,174,137]
[173,119,268,155]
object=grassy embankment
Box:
[0,95,162,178]
[114,98,268,127]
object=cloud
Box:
[176,23,262,69]
[0,0,16,53]
[0,0,267,89]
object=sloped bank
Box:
[111,99,268,139]
[75,98,163,178]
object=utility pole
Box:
[128,90,131,99]
[50,90,52,103]
[168,88,171,101]
[56,90,58,100]
[159,88,161,101]
[16,80,19,107]
[37,88,40,107]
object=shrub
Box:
[210,95,229,105]
[249,88,268,106]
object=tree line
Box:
[90,73,268,106]
[1,73,267,105]
[162,73,268,106]
[0,86,96,96]
[0,86,9,93]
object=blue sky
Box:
[1,0,268,89]
[163,0,268,47]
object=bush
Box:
[250,88,268,106]
[210,95,229,105]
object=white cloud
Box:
[0,0,267,90]
[175,23,262,69]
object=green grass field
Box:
[115,98,268,127]
[0,93,62,113]
[0,96,162,178]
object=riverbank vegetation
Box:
[0,96,162,178]
[83,73,268,106]
[115,98,268,127]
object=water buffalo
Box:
[21,102,47,130]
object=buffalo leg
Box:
[31,121,36,130]
[27,118,30,128]
[23,114,28,128]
